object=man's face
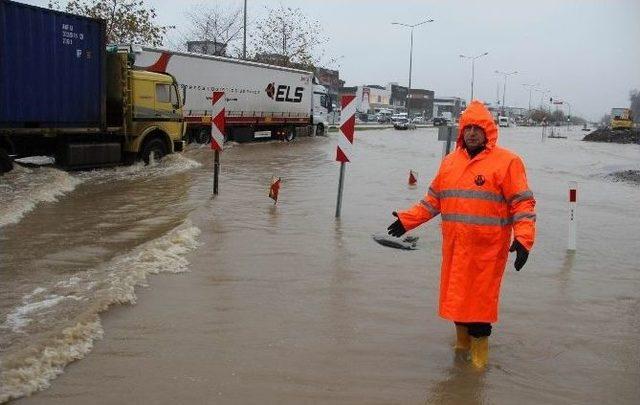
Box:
[463,125,487,150]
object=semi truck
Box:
[0,0,184,174]
[127,46,332,143]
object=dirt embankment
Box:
[582,128,639,144]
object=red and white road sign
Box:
[269,176,281,203]
[211,91,225,151]
[336,95,356,163]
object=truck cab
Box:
[105,52,184,164]
[125,69,184,161]
[312,83,331,136]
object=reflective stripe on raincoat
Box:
[397,100,536,323]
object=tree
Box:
[630,89,640,123]
[48,0,173,46]
[176,4,244,56]
[249,5,328,68]
[529,109,551,124]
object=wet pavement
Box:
[2,127,639,404]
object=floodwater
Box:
[1,127,639,404]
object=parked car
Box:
[411,117,427,125]
[391,113,409,124]
[393,118,417,130]
[432,117,449,126]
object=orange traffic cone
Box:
[408,170,417,186]
[269,176,281,203]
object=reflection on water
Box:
[426,352,486,405]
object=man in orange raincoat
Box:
[387,100,536,368]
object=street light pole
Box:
[495,70,518,114]
[522,83,539,112]
[242,0,247,59]
[471,58,475,100]
[392,19,434,111]
[460,52,489,102]
[409,28,414,90]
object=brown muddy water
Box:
[1,127,639,404]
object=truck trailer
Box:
[0,0,184,174]
[128,46,331,143]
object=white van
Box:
[498,116,510,127]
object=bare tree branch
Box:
[248,5,328,69]
[176,4,244,55]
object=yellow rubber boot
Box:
[470,337,489,368]
[454,324,471,351]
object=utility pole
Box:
[242,0,247,59]
[522,83,539,112]
[495,70,518,115]
[282,22,286,55]
[392,19,434,112]
[460,52,489,102]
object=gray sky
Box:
[25,0,640,120]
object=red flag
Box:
[408,170,417,185]
[269,177,281,203]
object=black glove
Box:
[387,211,406,237]
[509,239,529,271]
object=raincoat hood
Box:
[457,100,499,150]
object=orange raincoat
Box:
[397,101,536,323]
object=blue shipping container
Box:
[0,0,105,128]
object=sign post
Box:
[211,91,225,195]
[335,95,356,218]
[438,124,458,158]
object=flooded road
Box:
[2,127,639,404]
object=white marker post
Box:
[335,95,356,218]
[568,181,577,251]
[211,91,225,195]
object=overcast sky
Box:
[25,0,640,120]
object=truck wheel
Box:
[140,138,167,165]
[196,128,211,144]
[0,148,13,174]
[285,127,296,142]
[315,124,325,137]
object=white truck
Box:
[128,46,331,143]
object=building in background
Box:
[408,89,435,118]
[338,83,435,119]
[487,105,528,118]
[433,97,467,121]
[314,67,344,107]
[360,85,391,113]
[389,83,408,110]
